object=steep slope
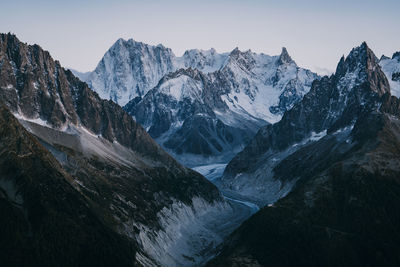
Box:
[124,47,318,165]
[0,33,234,266]
[380,52,400,97]
[208,106,400,267]
[83,39,176,105]
[221,42,390,205]
[0,104,136,267]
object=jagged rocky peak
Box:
[227,47,257,67]
[171,67,204,79]
[278,47,294,65]
[86,37,177,105]
[181,48,225,70]
[380,55,391,61]
[0,33,78,128]
[335,41,390,96]
[346,42,379,70]
[393,51,400,60]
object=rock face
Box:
[122,44,318,165]
[0,33,230,266]
[221,42,391,204]
[84,39,176,105]
[380,51,400,97]
[208,43,400,266]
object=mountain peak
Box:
[380,55,391,61]
[229,47,243,55]
[393,51,400,61]
[278,47,294,64]
[335,42,380,76]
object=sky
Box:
[1,0,399,75]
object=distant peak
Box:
[231,47,240,54]
[349,41,374,58]
[278,47,294,64]
[336,42,379,75]
[183,48,217,56]
[116,37,126,43]
[380,55,390,61]
[361,41,368,49]
[335,42,390,96]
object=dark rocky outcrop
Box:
[0,104,136,267]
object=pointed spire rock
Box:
[335,55,346,76]
[230,47,241,56]
[380,55,390,61]
[278,47,294,64]
[335,42,390,96]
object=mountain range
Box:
[74,39,319,165]
[1,32,400,267]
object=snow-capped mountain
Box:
[80,38,319,116]
[76,39,232,106]
[380,52,400,97]
[81,39,176,105]
[221,42,391,205]
[122,44,318,165]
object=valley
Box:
[1,29,400,266]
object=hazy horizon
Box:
[1,0,399,75]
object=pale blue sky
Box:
[1,0,399,74]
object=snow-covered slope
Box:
[177,48,229,73]
[380,52,400,97]
[80,39,176,105]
